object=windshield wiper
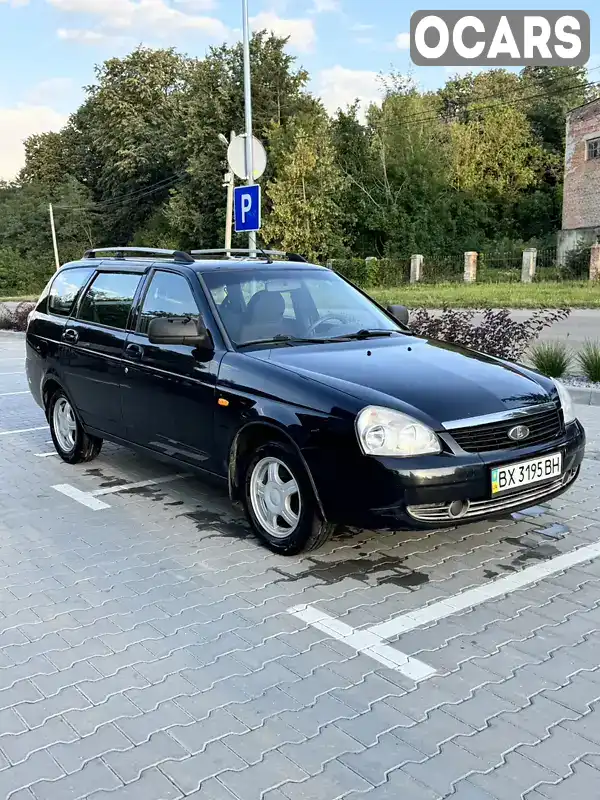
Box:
[326,329,397,342]
[237,334,328,348]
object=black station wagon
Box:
[26,247,585,554]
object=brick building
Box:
[559,98,600,264]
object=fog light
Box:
[448,500,469,519]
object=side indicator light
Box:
[218,398,229,407]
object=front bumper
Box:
[306,420,586,529]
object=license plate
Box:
[491,452,562,495]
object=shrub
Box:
[0,301,35,332]
[529,341,571,378]
[577,340,600,383]
[563,240,591,279]
[333,258,385,288]
[408,307,570,361]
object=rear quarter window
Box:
[48,268,94,317]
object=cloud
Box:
[351,22,374,32]
[0,0,29,7]
[312,0,339,11]
[57,28,128,44]
[317,65,383,118]
[250,11,316,52]
[49,0,228,42]
[0,104,67,181]
[24,78,76,106]
[395,32,410,49]
[250,10,315,52]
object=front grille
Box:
[449,406,563,454]
[407,468,577,523]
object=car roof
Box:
[58,257,329,275]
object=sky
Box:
[1,0,599,180]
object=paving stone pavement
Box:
[1,331,600,799]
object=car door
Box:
[121,268,224,472]
[61,269,144,436]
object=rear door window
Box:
[77,272,142,330]
[48,268,93,317]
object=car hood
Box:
[250,335,552,425]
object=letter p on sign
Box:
[234,184,261,233]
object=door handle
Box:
[125,343,143,360]
[62,328,79,344]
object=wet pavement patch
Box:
[273,553,429,589]
[179,507,251,541]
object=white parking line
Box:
[0,426,48,436]
[51,473,190,509]
[52,484,111,510]
[0,391,28,397]
[35,452,58,458]
[368,538,600,640]
[0,372,25,376]
[288,605,436,682]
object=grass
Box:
[369,281,600,309]
[0,295,37,303]
[3,281,600,309]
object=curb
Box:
[571,386,600,406]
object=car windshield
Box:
[202,266,402,346]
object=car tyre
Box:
[48,390,103,464]
[242,441,335,555]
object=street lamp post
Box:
[242,0,256,256]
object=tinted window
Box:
[138,271,199,335]
[48,268,93,317]
[78,272,142,330]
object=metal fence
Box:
[332,243,596,288]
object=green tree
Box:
[0,178,94,291]
[262,109,346,261]
[167,31,314,249]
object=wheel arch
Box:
[228,420,327,520]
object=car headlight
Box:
[356,406,441,457]
[552,378,576,424]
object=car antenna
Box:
[256,245,273,264]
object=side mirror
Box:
[148,316,212,348]
[387,304,409,326]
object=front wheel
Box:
[49,390,103,464]
[242,441,335,555]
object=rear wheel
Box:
[49,390,102,464]
[242,441,335,555]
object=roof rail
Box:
[83,247,195,264]
[190,248,308,264]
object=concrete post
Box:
[410,254,423,283]
[521,248,537,283]
[463,251,477,283]
[590,244,600,281]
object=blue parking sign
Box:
[234,185,261,233]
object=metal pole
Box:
[49,204,60,271]
[242,0,256,256]
[225,172,234,255]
